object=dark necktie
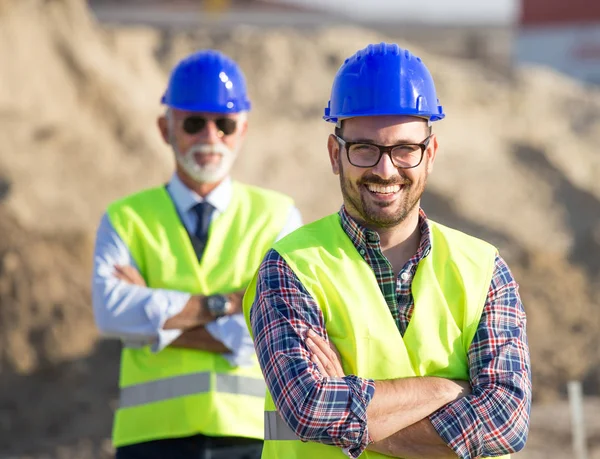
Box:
[191,201,215,262]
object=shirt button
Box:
[359,249,366,256]
[400,271,410,281]
[367,233,378,243]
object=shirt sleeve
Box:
[429,254,532,458]
[250,249,376,458]
[205,314,257,367]
[92,213,191,352]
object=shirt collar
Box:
[338,205,432,261]
[166,173,232,215]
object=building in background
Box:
[516,0,600,84]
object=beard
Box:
[339,160,428,228]
[172,141,237,184]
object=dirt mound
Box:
[0,0,170,233]
[1,0,599,457]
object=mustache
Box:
[358,175,411,187]
[186,143,234,157]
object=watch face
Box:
[208,295,229,317]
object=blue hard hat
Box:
[161,50,251,113]
[324,43,444,123]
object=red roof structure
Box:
[520,0,600,26]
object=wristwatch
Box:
[205,294,232,319]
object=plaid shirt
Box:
[250,207,531,458]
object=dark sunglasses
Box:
[182,116,237,136]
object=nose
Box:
[193,119,223,144]
[371,152,398,180]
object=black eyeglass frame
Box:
[335,134,432,169]
[182,116,238,137]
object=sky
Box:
[276,0,519,25]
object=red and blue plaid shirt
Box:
[249,207,531,458]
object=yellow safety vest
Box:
[244,213,508,458]
[107,182,293,448]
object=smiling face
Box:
[328,115,438,230]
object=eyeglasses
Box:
[182,116,238,137]
[335,135,431,169]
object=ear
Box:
[157,116,169,144]
[328,134,341,175]
[425,133,439,174]
[237,117,248,141]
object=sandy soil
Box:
[0,0,599,457]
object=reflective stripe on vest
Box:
[264,411,298,441]
[120,373,267,409]
[108,183,294,447]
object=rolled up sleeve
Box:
[250,249,375,457]
[92,213,191,352]
[429,255,532,458]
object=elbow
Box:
[511,436,528,454]
[274,382,333,443]
[496,432,528,456]
[482,375,532,455]
[486,407,530,456]
[92,297,124,339]
[507,415,530,454]
[275,401,317,442]
[93,311,118,338]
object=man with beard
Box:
[92,50,302,459]
[244,43,531,458]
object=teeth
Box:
[366,184,401,194]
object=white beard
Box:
[173,142,237,184]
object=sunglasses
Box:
[182,116,238,136]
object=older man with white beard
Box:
[92,50,301,459]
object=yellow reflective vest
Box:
[244,213,508,458]
[107,182,293,448]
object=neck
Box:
[378,209,422,275]
[176,169,224,198]
[375,207,421,252]
[350,205,422,274]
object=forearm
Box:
[427,255,532,458]
[368,418,457,459]
[92,277,190,340]
[93,213,191,340]
[250,251,374,457]
[169,326,230,353]
[429,378,531,458]
[163,290,244,330]
[366,377,469,442]
[162,295,212,330]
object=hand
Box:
[306,329,345,378]
[114,265,147,287]
[454,379,472,397]
[226,291,245,315]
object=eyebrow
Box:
[345,137,425,145]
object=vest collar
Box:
[167,173,232,216]
[338,205,432,261]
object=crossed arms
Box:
[308,329,467,458]
[249,249,532,458]
[92,213,246,355]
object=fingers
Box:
[308,338,337,377]
[306,329,345,378]
[227,292,244,314]
[114,265,146,286]
[307,329,331,354]
[310,352,328,376]
[114,265,131,281]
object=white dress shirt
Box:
[92,173,302,366]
